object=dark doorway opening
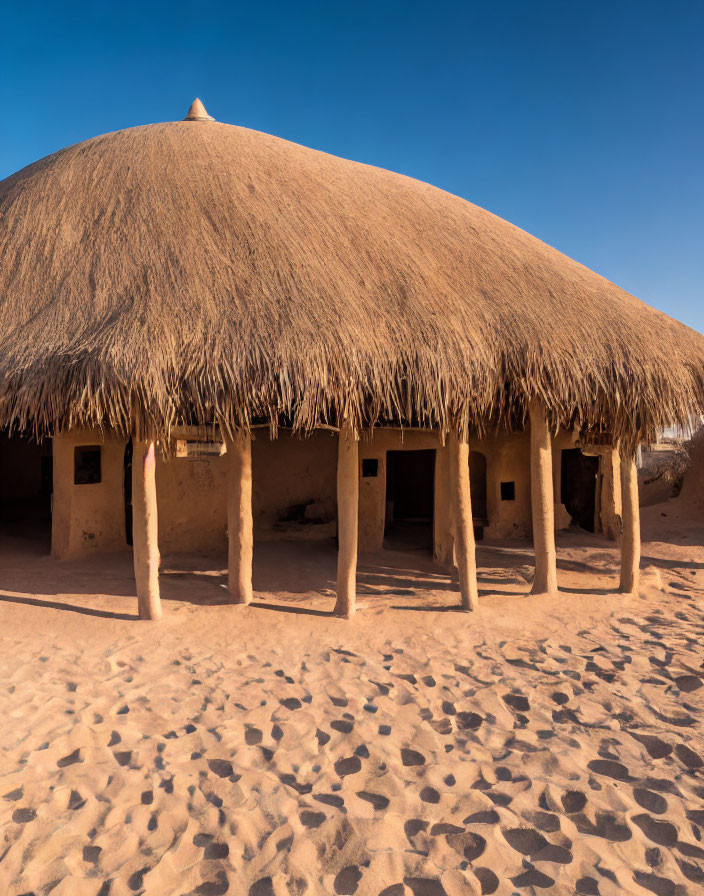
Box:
[470,451,488,531]
[384,449,435,551]
[0,430,52,548]
[561,448,599,532]
[124,439,133,546]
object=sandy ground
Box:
[0,501,703,896]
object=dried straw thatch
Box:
[0,106,703,445]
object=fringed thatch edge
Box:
[1,347,703,454]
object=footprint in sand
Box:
[279,697,302,710]
[456,711,483,730]
[82,844,101,864]
[205,841,229,859]
[245,725,263,745]
[404,818,428,843]
[502,693,531,712]
[574,811,632,842]
[357,791,389,810]
[634,788,668,814]
[57,748,82,767]
[334,756,362,777]
[633,869,677,896]
[207,758,234,778]
[401,748,425,767]
[630,733,673,759]
[404,877,448,896]
[447,830,486,861]
[464,809,500,825]
[474,867,499,894]
[527,810,561,833]
[334,865,362,894]
[331,719,354,734]
[68,789,85,809]
[561,790,587,813]
[300,809,326,829]
[279,772,311,794]
[632,814,678,847]
[587,758,631,780]
[12,807,36,823]
[575,875,600,894]
[511,867,555,889]
[675,743,703,768]
[533,842,573,864]
[502,827,548,855]
[314,793,345,810]
[193,832,214,847]
[674,674,702,692]
[429,822,464,836]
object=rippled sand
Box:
[1,501,702,895]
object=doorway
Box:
[561,448,599,532]
[469,451,488,526]
[0,430,53,548]
[124,439,133,546]
[384,449,435,551]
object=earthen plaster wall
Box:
[51,424,616,561]
[251,430,338,539]
[155,453,227,553]
[470,428,575,541]
[52,429,127,558]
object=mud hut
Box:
[1,99,703,619]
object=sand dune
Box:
[1,503,703,895]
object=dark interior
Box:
[384,449,435,551]
[469,451,488,524]
[0,430,52,547]
[124,439,133,546]
[561,448,599,532]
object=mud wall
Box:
[51,423,613,561]
[155,453,227,553]
[52,429,127,558]
[251,430,338,540]
[470,428,575,542]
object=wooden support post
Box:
[529,400,558,595]
[334,420,358,618]
[225,431,254,605]
[132,439,162,620]
[619,448,641,594]
[449,432,479,611]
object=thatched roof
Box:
[0,103,703,445]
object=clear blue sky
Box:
[1,1,702,333]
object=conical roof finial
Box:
[184,98,215,122]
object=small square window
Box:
[362,458,379,478]
[500,480,515,501]
[74,446,102,485]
